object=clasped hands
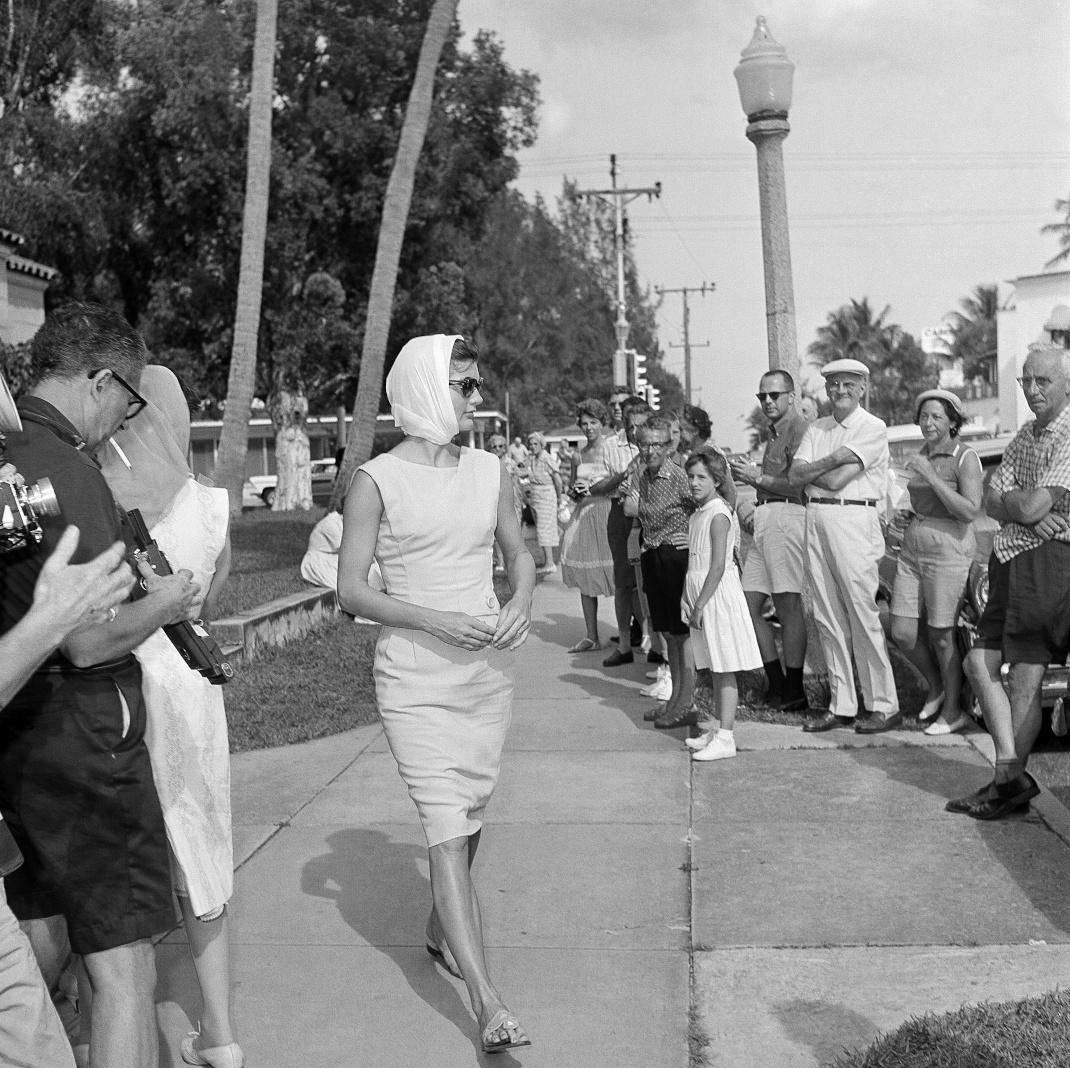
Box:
[430,599,532,652]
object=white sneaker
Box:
[685,722,721,749]
[692,735,736,761]
[645,663,669,681]
[640,676,673,701]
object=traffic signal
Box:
[631,351,648,394]
[645,385,661,411]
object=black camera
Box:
[1,371,61,552]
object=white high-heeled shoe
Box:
[181,1029,245,1068]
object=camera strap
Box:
[16,402,88,453]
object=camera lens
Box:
[24,478,61,518]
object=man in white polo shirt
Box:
[788,358,900,733]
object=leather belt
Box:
[807,497,878,508]
[755,498,798,507]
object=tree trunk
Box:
[330,0,458,511]
[269,387,312,511]
[212,0,278,516]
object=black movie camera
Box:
[0,370,60,552]
[122,508,234,685]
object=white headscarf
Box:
[385,334,464,445]
[100,365,192,529]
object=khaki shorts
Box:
[891,516,973,629]
[740,502,806,596]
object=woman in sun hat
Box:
[889,387,983,734]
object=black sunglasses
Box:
[449,377,485,398]
[89,368,148,421]
[755,391,786,402]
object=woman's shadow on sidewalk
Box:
[301,827,525,1065]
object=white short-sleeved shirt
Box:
[794,406,889,502]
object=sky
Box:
[460,0,1070,448]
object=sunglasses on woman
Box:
[449,377,485,398]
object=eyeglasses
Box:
[89,368,148,421]
[637,439,672,452]
[755,391,786,402]
[449,377,485,397]
[1017,375,1053,391]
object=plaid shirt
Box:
[990,404,1070,562]
[636,456,695,548]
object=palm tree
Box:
[213,0,278,516]
[807,297,891,369]
[947,284,998,380]
[331,0,459,510]
[1042,194,1070,268]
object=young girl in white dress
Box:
[680,450,762,762]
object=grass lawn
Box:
[225,617,379,752]
[214,506,324,619]
[833,988,1070,1067]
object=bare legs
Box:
[664,633,695,717]
[81,940,158,1068]
[745,590,779,664]
[711,671,738,731]
[963,648,1045,786]
[426,831,527,1048]
[613,586,635,656]
[891,616,964,725]
[177,896,237,1051]
[579,594,599,646]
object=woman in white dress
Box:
[102,367,242,1068]
[338,335,535,1055]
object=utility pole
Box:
[655,282,714,404]
[574,155,661,389]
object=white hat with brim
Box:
[820,358,870,378]
[915,388,964,421]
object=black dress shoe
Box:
[778,694,810,714]
[969,773,1040,820]
[646,651,667,665]
[802,711,854,733]
[855,711,903,734]
[643,706,664,722]
[602,649,634,667]
[946,781,994,814]
[654,707,698,730]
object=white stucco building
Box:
[0,228,56,345]
[997,270,1070,432]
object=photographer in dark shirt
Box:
[0,303,199,1067]
[0,524,131,1068]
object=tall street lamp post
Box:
[734,16,798,382]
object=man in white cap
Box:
[788,358,900,732]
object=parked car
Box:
[245,457,337,508]
[878,436,1070,710]
[886,422,992,466]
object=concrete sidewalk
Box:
[154,576,1070,1066]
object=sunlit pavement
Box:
[154,575,1070,1067]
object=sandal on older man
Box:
[480,1009,532,1054]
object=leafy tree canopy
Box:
[807,297,937,426]
[0,0,680,428]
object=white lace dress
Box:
[134,477,233,917]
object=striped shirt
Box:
[990,405,1070,562]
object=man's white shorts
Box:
[741,502,807,596]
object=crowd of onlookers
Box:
[493,342,1070,797]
